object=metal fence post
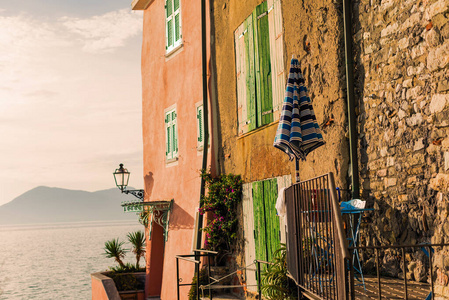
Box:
[402,247,408,299]
[196,260,200,300]
[429,246,434,300]
[376,248,381,300]
[256,260,261,299]
[177,257,180,300]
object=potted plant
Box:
[102,231,146,300]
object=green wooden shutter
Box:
[175,14,180,42]
[197,105,204,146]
[252,181,267,266]
[166,0,173,49]
[165,109,177,160]
[166,0,172,17]
[172,111,178,154]
[268,0,285,121]
[174,0,181,43]
[235,23,249,135]
[165,112,172,159]
[242,183,258,290]
[244,15,257,131]
[254,2,273,126]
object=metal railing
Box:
[347,243,449,300]
[175,249,218,300]
[285,172,350,300]
[198,260,265,299]
[284,172,449,300]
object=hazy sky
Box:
[0,1,144,205]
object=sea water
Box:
[0,220,143,299]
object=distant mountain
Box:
[0,186,141,225]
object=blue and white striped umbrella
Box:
[273,58,325,162]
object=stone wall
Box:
[210,0,349,188]
[281,0,349,188]
[211,0,449,295]
[353,0,449,295]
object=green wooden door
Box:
[264,179,280,261]
[252,178,280,264]
[252,181,267,264]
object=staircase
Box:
[200,295,242,300]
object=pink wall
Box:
[140,0,211,299]
[91,272,119,300]
[91,277,109,300]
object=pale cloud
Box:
[61,9,142,53]
[0,9,143,205]
[0,15,69,92]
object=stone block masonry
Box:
[354,0,449,296]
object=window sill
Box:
[237,120,279,140]
[166,156,179,166]
[165,43,184,60]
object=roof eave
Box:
[131,0,154,10]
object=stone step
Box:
[200,295,241,300]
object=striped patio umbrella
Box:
[273,57,325,181]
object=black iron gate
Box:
[285,172,350,300]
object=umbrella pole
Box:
[295,158,300,183]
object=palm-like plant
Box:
[104,238,127,268]
[261,244,297,300]
[127,230,146,269]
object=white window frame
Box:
[165,106,178,162]
[165,0,182,54]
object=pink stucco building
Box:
[133,0,212,298]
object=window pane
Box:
[174,0,180,11]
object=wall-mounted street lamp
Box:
[113,163,145,200]
[114,163,173,241]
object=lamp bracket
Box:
[122,189,145,200]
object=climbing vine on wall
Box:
[199,170,243,251]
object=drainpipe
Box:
[343,0,360,199]
[196,0,208,251]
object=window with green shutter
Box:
[165,0,182,53]
[196,104,204,150]
[165,108,178,161]
[234,0,284,135]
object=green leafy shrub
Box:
[108,272,145,291]
[104,238,127,268]
[199,170,243,251]
[104,231,146,270]
[261,244,297,300]
[127,231,146,269]
[109,262,145,273]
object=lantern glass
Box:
[113,163,130,191]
